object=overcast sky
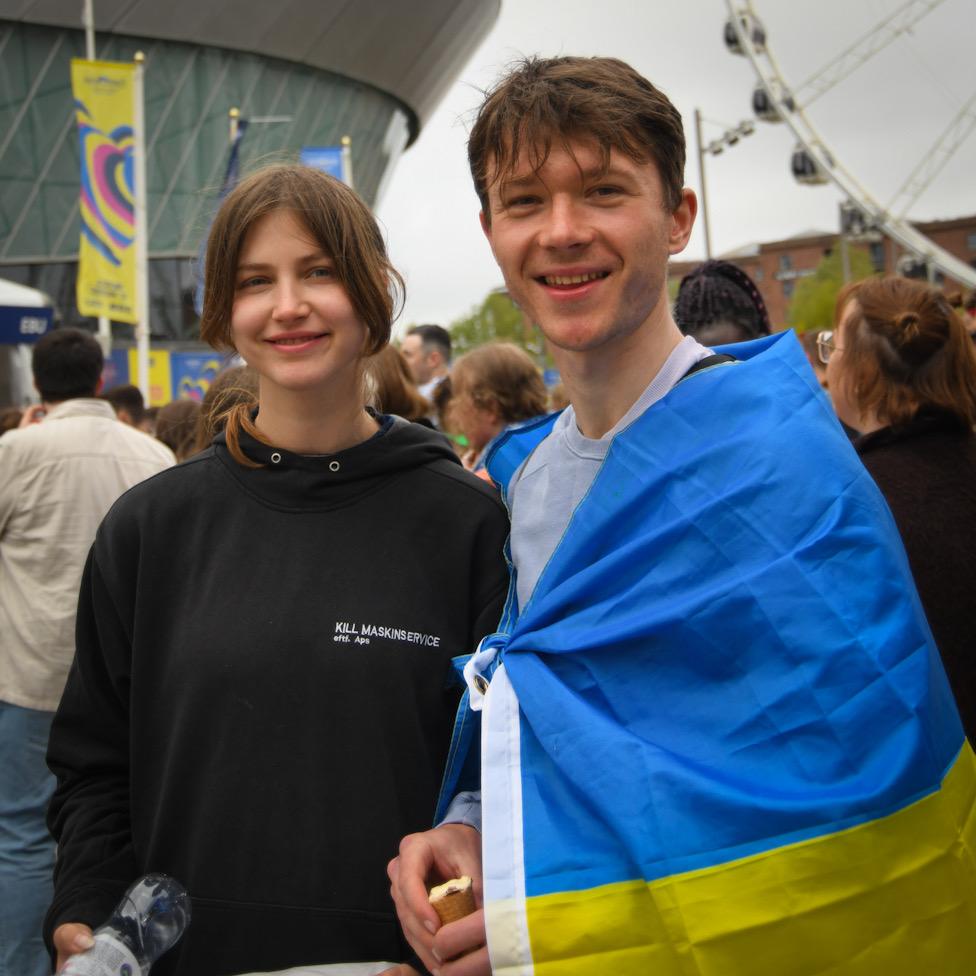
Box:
[375,0,974,331]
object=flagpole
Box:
[82,0,94,60]
[133,50,149,403]
[341,135,354,190]
[82,0,113,358]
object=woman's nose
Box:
[272,281,310,320]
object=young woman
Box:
[821,274,976,740]
[45,165,510,976]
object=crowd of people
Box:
[1,52,975,976]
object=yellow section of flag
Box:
[71,59,138,324]
[515,743,976,976]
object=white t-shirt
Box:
[510,336,711,610]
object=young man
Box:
[389,57,976,975]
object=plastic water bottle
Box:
[60,874,191,975]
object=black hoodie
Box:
[45,417,509,975]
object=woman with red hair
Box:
[820,274,976,739]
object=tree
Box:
[788,246,876,333]
[446,289,548,360]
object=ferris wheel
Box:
[723,0,976,288]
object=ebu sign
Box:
[0,306,54,344]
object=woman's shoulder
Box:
[414,454,507,512]
[98,447,221,533]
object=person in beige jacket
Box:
[0,327,174,976]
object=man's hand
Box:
[377,966,422,976]
[388,824,488,975]
[18,404,46,427]
[52,922,94,972]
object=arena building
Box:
[0,0,499,402]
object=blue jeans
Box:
[0,700,55,976]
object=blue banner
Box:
[0,305,54,344]
[101,348,130,389]
[170,352,224,401]
[194,119,249,316]
[300,146,345,181]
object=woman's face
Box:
[230,209,368,404]
[826,300,862,431]
[450,375,502,455]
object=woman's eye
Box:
[308,266,333,279]
[237,276,268,289]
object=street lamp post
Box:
[694,112,756,262]
[694,109,713,260]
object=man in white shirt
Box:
[0,328,174,976]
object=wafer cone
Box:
[428,875,476,924]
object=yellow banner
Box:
[71,59,138,324]
[127,349,172,407]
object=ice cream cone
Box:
[428,876,476,924]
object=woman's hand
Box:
[52,923,94,972]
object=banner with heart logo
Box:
[71,59,138,324]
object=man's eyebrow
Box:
[497,161,636,194]
[497,172,543,191]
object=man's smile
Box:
[539,270,610,288]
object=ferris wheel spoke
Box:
[888,89,976,218]
[795,0,948,108]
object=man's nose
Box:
[538,197,593,250]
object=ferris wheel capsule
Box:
[724,14,767,55]
[752,84,795,122]
[791,146,830,185]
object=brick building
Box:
[671,213,976,328]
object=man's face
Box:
[400,334,433,385]
[480,139,694,363]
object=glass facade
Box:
[0,19,410,339]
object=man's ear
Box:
[479,210,491,242]
[95,376,104,395]
[668,188,697,256]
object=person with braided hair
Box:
[673,258,771,344]
[822,274,976,740]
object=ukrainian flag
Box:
[474,332,976,974]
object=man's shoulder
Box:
[106,419,176,464]
[95,449,214,534]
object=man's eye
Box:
[591,185,622,198]
[506,195,540,209]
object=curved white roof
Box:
[0,0,500,140]
[0,277,52,308]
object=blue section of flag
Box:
[486,331,963,899]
